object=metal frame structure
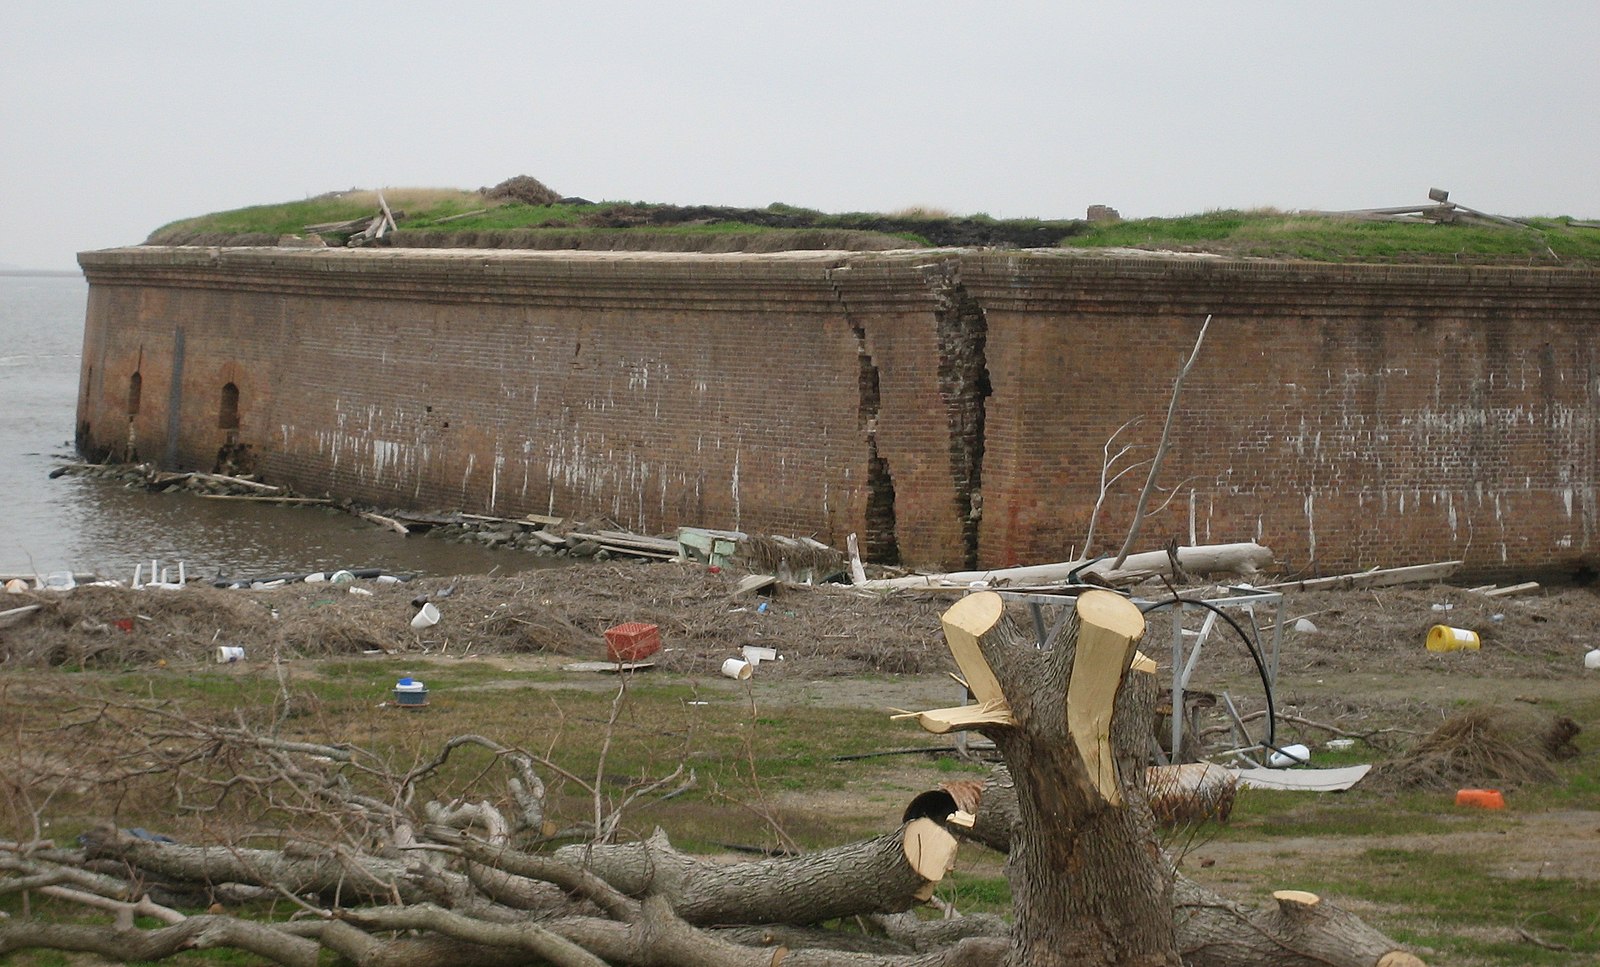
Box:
[1165,586,1284,762]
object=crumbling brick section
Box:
[933,277,990,569]
[852,320,901,564]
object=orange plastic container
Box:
[604,622,661,663]
[1455,788,1505,810]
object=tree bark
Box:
[918,591,1178,967]
[932,768,1423,967]
[79,824,455,905]
[556,826,947,925]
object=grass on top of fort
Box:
[143,185,1600,265]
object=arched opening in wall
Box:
[127,372,142,416]
[218,382,240,430]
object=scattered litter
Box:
[304,572,326,583]
[330,570,356,586]
[411,602,440,630]
[1455,788,1506,810]
[1268,744,1312,768]
[4,579,28,594]
[216,646,245,663]
[604,622,661,663]
[1585,648,1600,670]
[1292,618,1319,634]
[1234,764,1371,792]
[1426,624,1480,652]
[562,660,656,674]
[741,645,777,665]
[1430,603,1454,612]
[348,586,374,597]
[721,657,753,680]
[1325,738,1356,751]
[392,677,429,707]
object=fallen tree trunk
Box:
[555,824,954,925]
[923,766,1422,967]
[858,542,1273,591]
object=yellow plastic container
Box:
[1426,625,1481,652]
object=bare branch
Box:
[1112,315,1212,570]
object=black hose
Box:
[1139,596,1277,750]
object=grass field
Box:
[3,649,1596,965]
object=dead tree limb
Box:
[1112,314,1211,571]
[556,825,954,925]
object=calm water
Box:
[0,272,548,581]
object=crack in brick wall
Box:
[851,318,901,564]
[933,275,990,569]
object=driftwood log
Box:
[858,542,1274,591]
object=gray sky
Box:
[3,1,1597,271]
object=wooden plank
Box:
[1483,581,1540,598]
[1264,560,1462,593]
[733,574,778,596]
[589,531,681,553]
[197,495,332,505]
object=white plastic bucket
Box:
[720,657,752,680]
[1268,744,1311,768]
[411,602,440,630]
[216,646,245,663]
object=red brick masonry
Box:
[76,247,1600,578]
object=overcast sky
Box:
[3,1,1597,270]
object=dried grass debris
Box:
[1373,704,1581,791]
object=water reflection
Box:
[48,472,562,581]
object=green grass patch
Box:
[1060,209,1600,264]
[1288,847,1599,964]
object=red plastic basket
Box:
[604,622,661,663]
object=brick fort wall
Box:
[76,246,1600,578]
